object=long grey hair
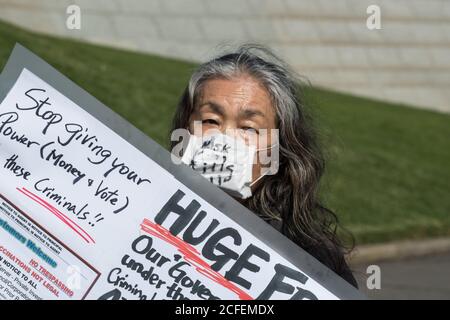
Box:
[170,44,354,276]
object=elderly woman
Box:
[170,45,357,288]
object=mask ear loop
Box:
[249,143,279,187]
[255,142,279,152]
[250,171,267,187]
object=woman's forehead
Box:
[196,77,276,121]
[200,76,269,101]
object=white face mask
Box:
[181,133,262,199]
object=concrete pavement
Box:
[351,251,450,299]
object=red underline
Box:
[17,187,95,244]
[140,218,253,300]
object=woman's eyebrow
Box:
[198,102,266,120]
[239,107,266,119]
[198,102,225,116]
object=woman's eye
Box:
[202,119,219,125]
[242,127,258,134]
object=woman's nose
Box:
[220,123,240,137]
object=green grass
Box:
[1,20,449,245]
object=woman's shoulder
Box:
[268,218,283,232]
[304,241,359,289]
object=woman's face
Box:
[188,75,277,189]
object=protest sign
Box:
[0,44,364,300]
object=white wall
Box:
[1,0,449,112]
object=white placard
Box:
[0,45,363,300]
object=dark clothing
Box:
[267,219,358,289]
